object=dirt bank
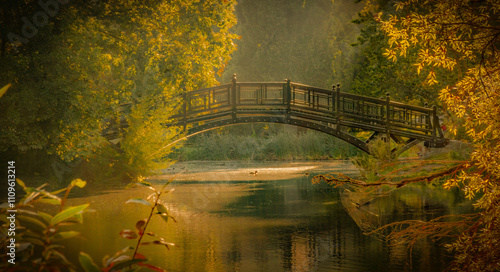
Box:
[149,160,359,182]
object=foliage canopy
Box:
[0,0,238,179]
[371,0,500,270]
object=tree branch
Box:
[312,162,468,188]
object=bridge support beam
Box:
[385,93,392,155]
[335,83,341,131]
[285,79,291,122]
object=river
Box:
[65,161,473,272]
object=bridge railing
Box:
[175,76,444,142]
[237,82,286,105]
[185,83,232,116]
[288,82,441,140]
[290,83,335,115]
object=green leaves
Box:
[79,252,101,272]
[125,198,151,206]
[38,212,54,224]
[103,246,134,268]
[107,258,145,271]
[51,204,89,226]
[51,231,81,242]
[0,178,91,272]
[115,177,176,271]
[17,215,48,230]
[1,174,176,272]
[156,203,176,224]
[16,178,27,189]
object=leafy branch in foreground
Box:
[0,177,177,272]
[0,179,89,272]
[79,179,177,272]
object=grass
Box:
[351,137,470,183]
[170,126,362,161]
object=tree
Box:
[349,0,461,106]
[360,0,500,270]
[0,0,238,180]
[54,0,238,178]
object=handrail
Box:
[187,83,232,95]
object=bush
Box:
[350,136,396,180]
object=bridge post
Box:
[182,91,187,132]
[386,92,392,153]
[432,105,437,140]
[424,102,429,135]
[231,74,237,121]
[285,79,291,121]
[385,93,391,135]
[336,83,340,131]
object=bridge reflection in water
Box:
[104,74,448,156]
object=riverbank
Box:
[150,160,360,182]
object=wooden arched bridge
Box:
[104,74,448,155]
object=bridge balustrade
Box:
[176,76,444,141]
[105,75,448,155]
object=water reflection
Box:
[65,161,472,272]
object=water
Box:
[65,161,472,272]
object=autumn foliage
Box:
[371,0,500,270]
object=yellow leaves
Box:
[43,0,237,175]
[441,58,456,71]
[360,0,379,14]
[442,171,490,200]
[443,177,459,190]
[378,0,500,210]
[383,49,397,62]
[112,57,123,67]
[395,2,407,11]
[415,62,424,75]
[425,70,437,85]
[103,54,112,61]
[0,83,11,99]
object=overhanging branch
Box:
[312,162,468,188]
